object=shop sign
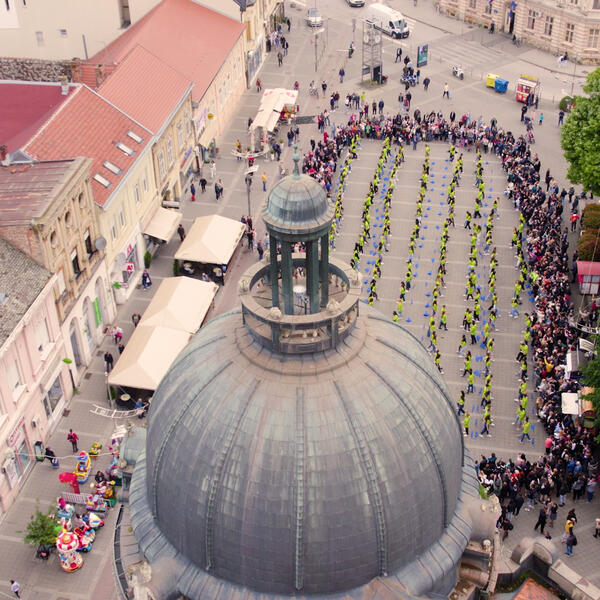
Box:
[180,147,193,168]
[7,417,25,449]
[93,298,102,326]
[3,458,18,488]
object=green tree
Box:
[582,351,600,442]
[23,505,59,547]
[561,68,600,196]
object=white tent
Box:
[251,88,298,132]
[561,392,580,416]
[142,206,182,241]
[174,214,245,265]
[108,326,190,391]
[138,277,218,333]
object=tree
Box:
[561,68,600,196]
[23,505,59,548]
[581,350,600,443]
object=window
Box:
[5,0,10,9]
[544,16,553,36]
[184,110,191,136]
[6,360,23,399]
[589,27,600,47]
[103,160,121,175]
[565,23,575,43]
[110,217,117,241]
[166,137,174,166]
[93,173,111,188]
[116,141,134,156]
[594,0,600,9]
[176,121,184,151]
[35,319,50,353]
[59,28,67,37]
[71,248,81,277]
[43,375,63,418]
[569,0,578,5]
[158,152,166,180]
[527,10,535,30]
[50,231,58,248]
[56,269,66,295]
[484,1,492,14]
[134,183,141,204]
[119,208,125,229]
[64,210,72,228]
[127,130,143,144]
[84,230,93,256]
[142,170,148,192]
[35,31,44,46]
[78,192,85,209]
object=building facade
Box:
[0,239,72,515]
[0,0,162,60]
[439,0,600,62]
[0,157,116,383]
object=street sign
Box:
[417,44,429,68]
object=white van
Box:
[365,3,410,38]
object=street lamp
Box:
[245,173,253,218]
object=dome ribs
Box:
[293,387,305,591]
[204,378,260,571]
[366,361,449,529]
[150,359,233,518]
[334,380,388,577]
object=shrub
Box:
[559,95,573,111]
[577,229,600,261]
[144,250,152,268]
[173,259,181,276]
[582,204,600,230]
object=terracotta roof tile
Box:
[0,81,75,154]
[90,0,244,103]
[98,44,193,133]
[22,86,152,208]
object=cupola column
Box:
[280,241,294,315]
[320,234,329,308]
[306,239,319,314]
[270,236,280,308]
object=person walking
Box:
[67,429,79,453]
[339,67,345,83]
[558,109,565,126]
[10,580,21,598]
[277,51,283,66]
[200,177,207,193]
[423,76,430,91]
[215,179,224,201]
[463,411,471,436]
[261,171,267,191]
[566,531,577,556]
[104,351,114,373]
[190,182,196,201]
[177,224,186,241]
[520,417,531,443]
[131,312,141,327]
[395,47,402,62]
[442,82,450,99]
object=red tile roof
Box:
[0,81,75,154]
[90,0,244,103]
[22,86,152,208]
[98,44,193,133]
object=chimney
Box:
[60,76,69,95]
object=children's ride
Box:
[56,530,83,572]
[73,451,91,483]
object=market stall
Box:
[515,74,540,103]
[174,214,245,282]
[138,276,218,333]
[142,206,182,240]
[108,326,191,391]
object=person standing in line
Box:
[10,580,20,598]
[177,224,186,241]
[463,411,471,436]
[67,429,79,453]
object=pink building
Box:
[0,238,71,515]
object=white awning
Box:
[108,326,190,391]
[174,214,245,265]
[143,206,182,241]
[138,277,218,333]
[251,88,298,132]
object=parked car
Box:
[306,7,324,27]
[347,0,365,6]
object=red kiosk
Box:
[516,74,540,103]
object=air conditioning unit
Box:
[31,415,41,429]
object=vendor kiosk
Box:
[516,74,540,103]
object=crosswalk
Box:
[428,36,505,69]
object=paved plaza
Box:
[1,1,598,597]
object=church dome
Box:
[262,158,333,236]
[130,306,475,598]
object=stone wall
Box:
[0,57,71,82]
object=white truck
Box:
[364,3,410,39]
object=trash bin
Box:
[494,78,509,94]
[486,73,499,87]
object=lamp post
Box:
[570,53,578,97]
[245,173,253,218]
[105,371,113,409]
